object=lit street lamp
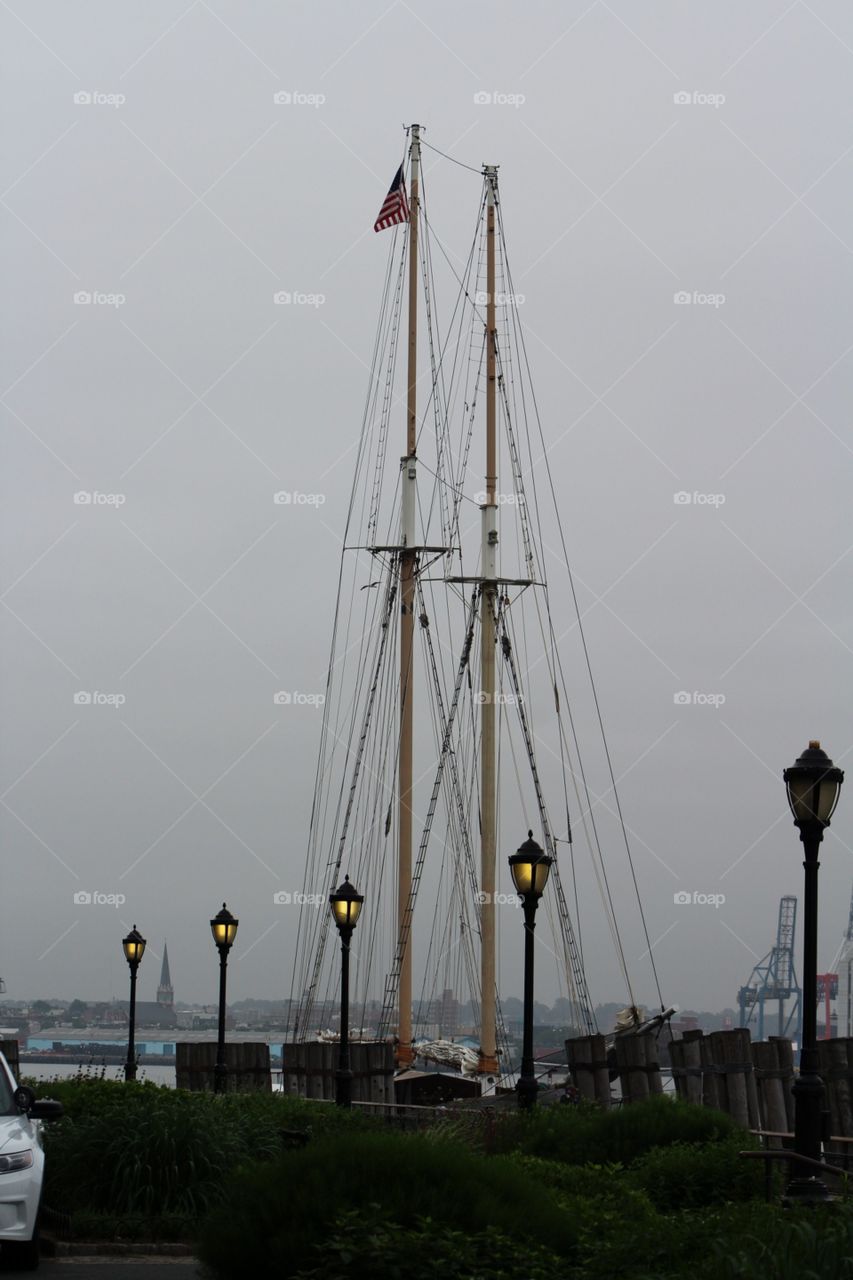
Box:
[210,903,238,1094]
[509,831,552,1109]
[329,875,364,1108]
[122,926,146,1083]
[783,741,844,1201]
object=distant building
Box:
[157,943,174,1010]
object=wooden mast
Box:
[478,165,499,1076]
[396,123,421,1069]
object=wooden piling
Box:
[614,1034,650,1104]
[175,1042,270,1092]
[682,1029,704,1107]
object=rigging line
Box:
[378,589,479,1037]
[498,617,596,1033]
[298,562,399,1037]
[497,217,664,1012]
[419,136,484,174]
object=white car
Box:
[0,1052,62,1271]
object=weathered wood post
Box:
[176,1042,271,1092]
[614,1035,650,1104]
[682,1029,704,1107]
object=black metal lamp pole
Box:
[210,904,238,1095]
[509,832,552,1110]
[329,875,364,1108]
[783,742,844,1202]
[122,926,146,1083]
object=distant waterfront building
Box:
[157,943,174,1010]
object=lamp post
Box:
[210,903,238,1094]
[783,741,844,1201]
[329,875,364,1108]
[509,831,552,1110]
[122,926,146,1083]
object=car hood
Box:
[0,1116,33,1153]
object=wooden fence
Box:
[282,1040,395,1104]
[176,1042,271,1092]
[567,1029,853,1145]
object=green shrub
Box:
[197,1129,578,1278]
[701,1202,853,1280]
[629,1132,768,1210]
[293,1207,567,1280]
[41,1078,374,1218]
[490,1095,740,1166]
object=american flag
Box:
[373,164,409,232]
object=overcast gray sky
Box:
[2,1,852,1016]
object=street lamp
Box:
[509,831,552,1109]
[329,875,364,1108]
[210,903,238,1094]
[121,926,146,1083]
[783,741,844,1201]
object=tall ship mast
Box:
[288,127,664,1085]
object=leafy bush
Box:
[629,1132,768,1210]
[197,1129,578,1278]
[490,1095,740,1166]
[702,1203,853,1280]
[293,1207,567,1280]
[67,1211,196,1242]
[40,1077,375,1218]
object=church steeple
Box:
[157,942,174,1009]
